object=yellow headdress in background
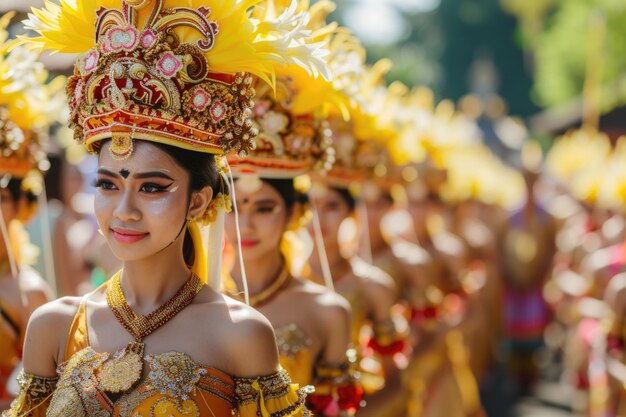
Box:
[227,0,351,179]
[0,13,65,180]
[0,12,66,273]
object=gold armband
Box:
[2,370,57,417]
[234,369,311,417]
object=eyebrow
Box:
[97,168,174,181]
[250,199,280,205]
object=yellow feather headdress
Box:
[0,12,66,178]
[318,61,402,192]
[227,0,357,179]
[20,0,330,159]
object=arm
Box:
[3,298,76,416]
[309,294,361,417]
[358,276,406,417]
[229,304,310,417]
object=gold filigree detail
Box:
[4,371,58,417]
[98,347,144,393]
[275,324,312,358]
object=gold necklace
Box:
[101,271,204,394]
[228,266,290,307]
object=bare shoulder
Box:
[219,295,280,378]
[295,279,351,325]
[294,280,352,364]
[22,296,82,376]
[351,257,396,293]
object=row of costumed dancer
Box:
[0,0,585,416]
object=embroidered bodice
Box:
[275,324,314,386]
[3,297,309,417]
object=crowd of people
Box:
[1,1,626,416]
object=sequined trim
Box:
[235,371,289,403]
[145,352,207,401]
[234,369,310,417]
[275,324,312,359]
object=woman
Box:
[223,17,361,411]
[302,100,406,412]
[6,0,327,415]
[0,13,57,407]
[307,182,405,415]
[224,178,356,416]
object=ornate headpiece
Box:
[0,13,65,179]
[316,60,401,194]
[227,0,357,179]
[22,0,329,159]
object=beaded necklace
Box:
[227,265,290,308]
[101,271,204,394]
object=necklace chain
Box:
[229,265,291,307]
[106,271,204,341]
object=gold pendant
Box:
[99,342,144,393]
[109,131,134,160]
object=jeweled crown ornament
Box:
[227,72,336,178]
[227,0,357,179]
[22,0,330,159]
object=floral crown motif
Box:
[227,71,335,179]
[22,0,330,160]
[227,1,363,179]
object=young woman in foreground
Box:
[5,0,327,415]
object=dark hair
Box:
[332,186,356,211]
[263,178,299,210]
[154,143,228,266]
[152,143,223,194]
[2,178,37,205]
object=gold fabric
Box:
[5,295,310,417]
[2,371,57,417]
[275,324,315,387]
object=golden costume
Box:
[5,0,332,415]
[5,290,307,417]
[224,4,364,415]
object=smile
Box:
[111,228,149,244]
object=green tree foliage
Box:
[505,0,626,108]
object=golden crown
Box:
[226,69,335,178]
[22,0,330,160]
[226,1,351,179]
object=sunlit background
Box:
[3,1,626,416]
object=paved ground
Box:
[480,359,582,417]
[512,381,581,417]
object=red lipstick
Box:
[111,228,149,244]
[240,239,259,248]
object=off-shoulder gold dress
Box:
[4,297,309,417]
